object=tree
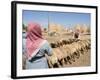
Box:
[22,24,27,32]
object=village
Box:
[42,23,90,41]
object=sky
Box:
[22,10,91,28]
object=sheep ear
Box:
[50,43,56,48]
[50,43,53,48]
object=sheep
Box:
[57,44,72,65]
[47,38,91,68]
[57,39,80,64]
[50,42,65,67]
[59,42,76,64]
[70,43,80,59]
[56,41,71,65]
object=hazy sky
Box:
[22,10,90,28]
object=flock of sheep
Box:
[45,38,91,68]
